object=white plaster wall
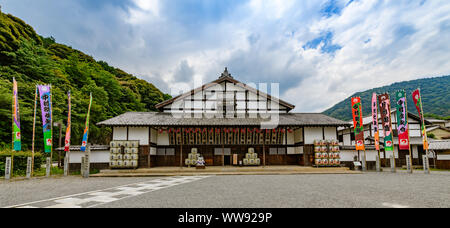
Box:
[287,147,296,155]
[437,155,450,160]
[295,146,304,154]
[304,127,323,144]
[113,127,127,140]
[340,150,357,162]
[324,127,337,140]
[69,151,110,163]
[341,150,378,161]
[150,147,157,155]
[157,132,170,146]
[128,127,149,145]
[294,128,303,143]
[151,129,157,144]
[343,134,351,146]
[287,132,294,144]
[412,145,419,158]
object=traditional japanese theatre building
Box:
[98,69,350,168]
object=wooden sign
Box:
[406,155,412,173]
[4,157,11,180]
[26,157,32,179]
[423,155,430,174]
[46,157,51,177]
[64,155,69,176]
[390,156,396,173]
[376,155,381,172]
[83,154,90,178]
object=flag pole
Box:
[11,78,15,177]
[31,85,38,177]
[50,84,53,176]
[66,90,71,175]
[405,91,413,173]
[419,88,430,169]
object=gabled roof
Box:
[155,68,296,111]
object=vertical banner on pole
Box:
[378,94,394,151]
[31,86,38,177]
[5,157,11,180]
[372,93,380,150]
[12,78,21,151]
[38,85,52,153]
[412,89,430,149]
[26,157,32,179]
[351,97,365,151]
[81,93,92,152]
[395,90,410,150]
[64,91,71,176]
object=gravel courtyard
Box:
[1,172,449,208]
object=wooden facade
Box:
[99,69,350,168]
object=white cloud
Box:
[126,0,160,24]
[3,0,449,113]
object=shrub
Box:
[0,149,44,176]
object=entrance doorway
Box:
[224,155,231,166]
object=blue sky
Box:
[1,0,450,112]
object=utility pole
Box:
[54,122,63,168]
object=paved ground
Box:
[1,172,450,208]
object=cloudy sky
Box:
[2,0,450,112]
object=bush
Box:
[0,149,44,176]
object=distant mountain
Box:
[323,76,450,121]
[0,11,171,149]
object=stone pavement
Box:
[91,166,360,177]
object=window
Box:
[338,134,343,143]
[214,148,231,155]
[166,148,175,156]
[350,133,355,141]
[269,148,278,155]
[157,148,176,156]
[157,148,166,156]
[278,148,286,155]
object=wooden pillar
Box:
[180,128,183,169]
[148,127,152,168]
[222,128,225,167]
[263,130,266,167]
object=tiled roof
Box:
[97,112,351,127]
[429,140,450,150]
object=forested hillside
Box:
[0,11,171,150]
[323,76,450,121]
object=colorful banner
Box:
[412,89,429,150]
[351,97,365,151]
[371,93,380,151]
[81,93,92,152]
[38,85,52,153]
[64,91,71,152]
[12,78,21,151]
[378,93,394,152]
[396,90,410,150]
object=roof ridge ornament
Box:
[220,67,233,79]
